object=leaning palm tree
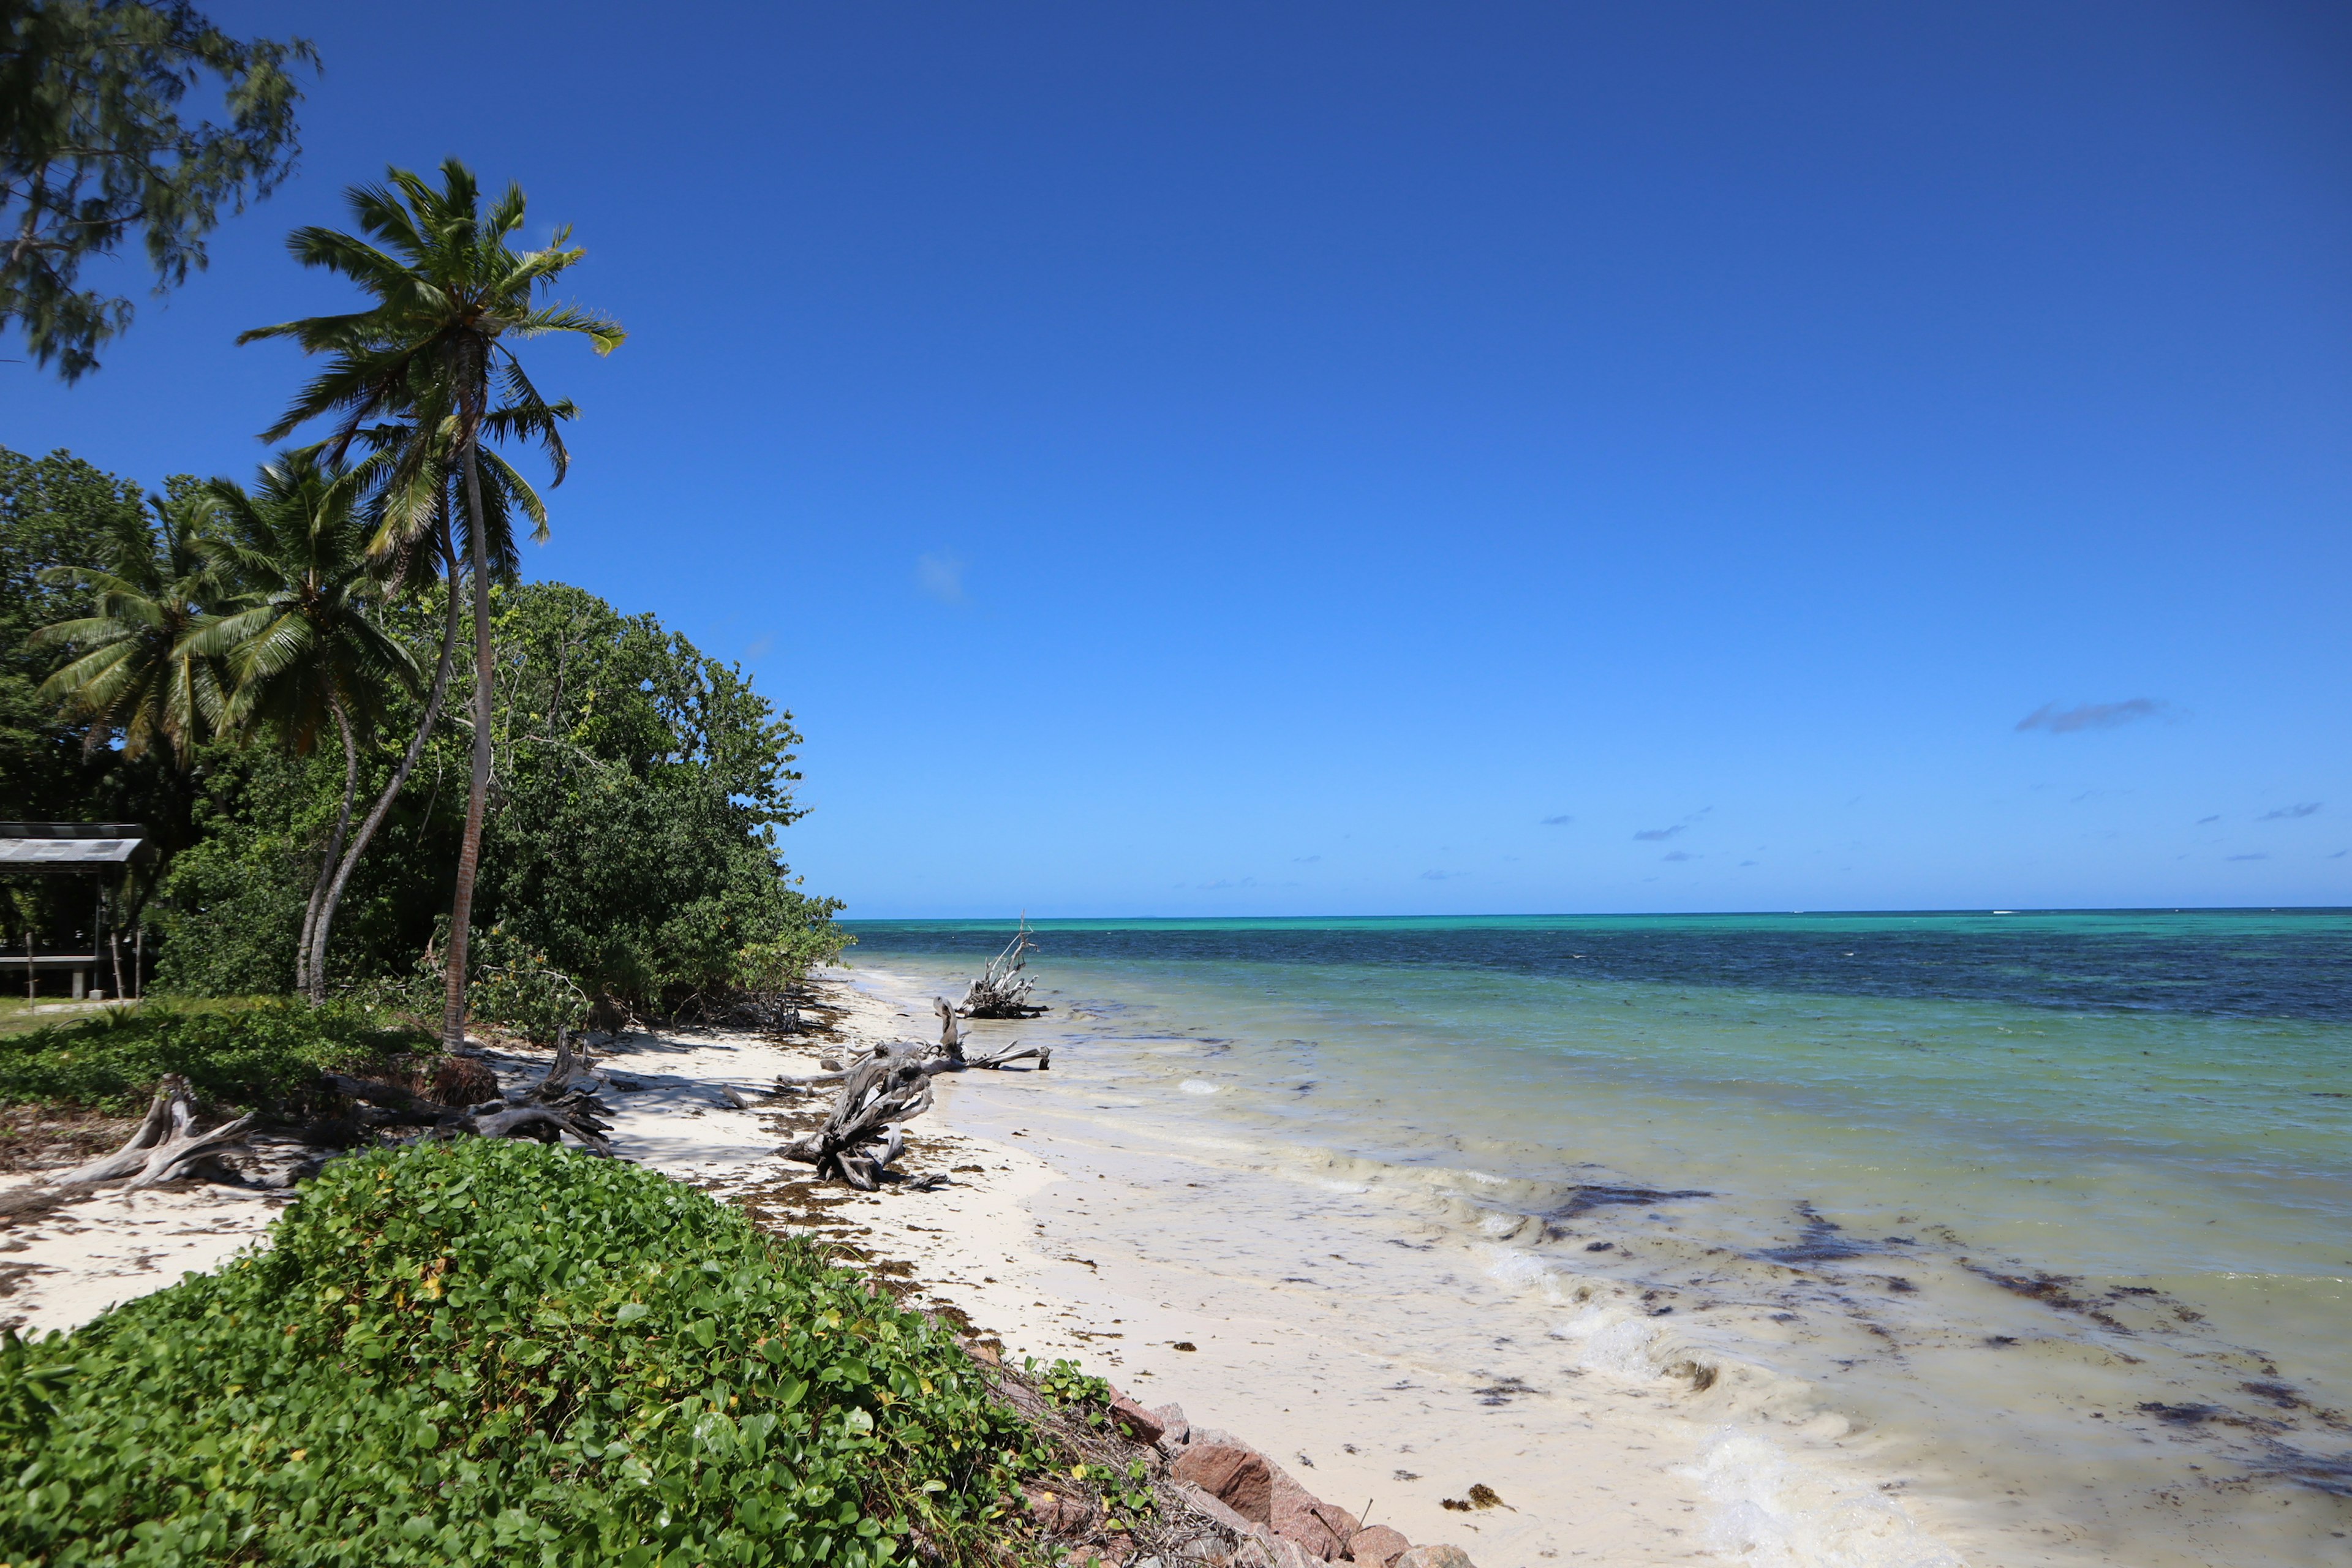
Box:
[32,488,230,767]
[298,424,552,1008]
[239,159,622,1049]
[199,451,419,1000]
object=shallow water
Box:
[844,911,2352,1565]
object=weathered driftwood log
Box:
[772,1030,1049,1095]
[778,1042,935,1189]
[963,1039,1050,1071]
[960,919,1047,1018]
[55,1074,257,1190]
[325,1030,614,1155]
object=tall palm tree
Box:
[198,451,418,1000]
[239,159,622,1048]
[32,488,230,767]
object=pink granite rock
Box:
[1268,1472,1358,1561]
[1109,1395,1166,1445]
[1392,1547,1476,1568]
[1172,1431,1275,1523]
[1344,1526,1410,1567]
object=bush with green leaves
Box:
[0,1139,1058,1567]
[461,925,590,1044]
[0,999,429,1113]
[733,925,858,997]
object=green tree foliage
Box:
[31,478,225,766]
[473,583,837,1012]
[157,579,841,1017]
[0,445,140,817]
[1,0,317,380]
[0,447,206,956]
[1,445,844,1014]
[0,1139,1054,1566]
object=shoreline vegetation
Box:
[0,973,1490,1568]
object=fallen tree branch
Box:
[54,1075,256,1190]
[959,919,1047,1018]
[323,1031,615,1155]
[778,1042,935,1189]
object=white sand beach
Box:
[0,970,1978,1568]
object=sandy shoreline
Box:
[0,971,1966,1568]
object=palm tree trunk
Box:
[298,696,363,1003]
[443,432,496,1051]
[309,531,463,997]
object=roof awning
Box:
[0,823,155,875]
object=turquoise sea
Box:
[844,910,2352,1564]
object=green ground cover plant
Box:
[0,1000,428,1113]
[0,1139,1057,1567]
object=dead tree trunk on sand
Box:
[55,1075,257,1190]
[778,1043,935,1190]
[324,1030,615,1153]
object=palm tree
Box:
[198,451,418,1000]
[32,488,230,767]
[239,159,622,1048]
[296,428,550,1009]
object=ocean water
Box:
[842,911,2352,1565]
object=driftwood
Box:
[54,1075,256,1190]
[778,1042,935,1189]
[960,919,1047,1018]
[772,1019,1052,1187]
[325,1030,614,1155]
[772,1025,1050,1096]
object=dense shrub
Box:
[0,1140,1049,1567]
[0,1001,429,1112]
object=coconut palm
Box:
[198,451,418,999]
[31,488,230,767]
[239,159,622,1047]
[297,427,551,1008]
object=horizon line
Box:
[836,903,2351,923]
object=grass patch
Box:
[0,1139,1056,1566]
[0,998,432,1115]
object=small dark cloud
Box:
[2195,815,2220,825]
[1634,824,1686,842]
[2329,849,2348,859]
[1292,854,1321,864]
[1419,869,1452,881]
[2259,802,2323,821]
[2015,698,2166,734]
[2226,853,2267,862]
[1738,860,1758,867]
[1662,850,1698,862]
[1540,815,1574,826]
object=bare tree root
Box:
[959,919,1047,1018]
[777,1043,935,1189]
[54,1076,257,1191]
[324,1029,614,1155]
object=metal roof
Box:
[0,823,154,874]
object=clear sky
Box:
[9,2,2350,917]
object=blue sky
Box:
[10,2,2350,916]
